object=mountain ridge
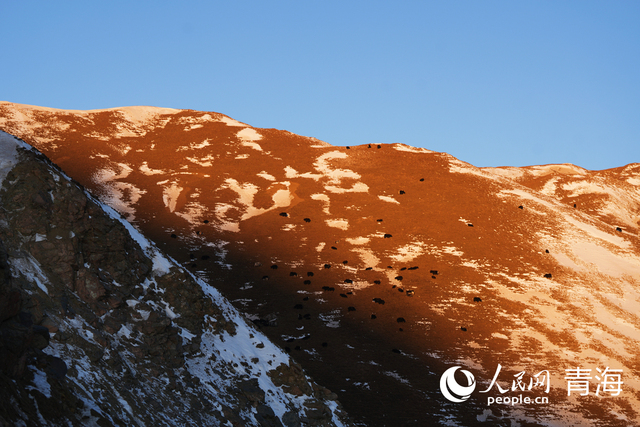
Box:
[1,101,639,426]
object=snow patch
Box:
[0,131,22,184]
[28,368,51,398]
[564,215,630,249]
[378,195,400,204]
[345,237,370,245]
[139,161,164,175]
[562,181,609,197]
[285,166,323,180]
[350,247,380,267]
[257,171,276,181]
[448,158,491,178]
[237,128,263,151]
[219,116,247,127]
[569,241,640,278]
[326,219,349,230]
[314,151,369,193]
[224,178,294,224]
[392,144,434,154]
[151,251,173,275]
[9,255,50,295]
[91,163,145,220]
[177,139,212,151]
[540,177,559,196]
[319,310,341,328]
[186,154,216,167]
[388,241,428,263]
[526,163,588,177]
[481,167,526,180]
[174,199,209,229]
[382,370,411,385]
[213,203,241,233]
[158,181,183,213]
[627,177,640,186]
[310,193,331,214]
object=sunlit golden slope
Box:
[2,101,640,426]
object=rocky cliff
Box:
[0,131,350,426]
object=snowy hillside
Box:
[1,101,640,426]
[0,130,350,426]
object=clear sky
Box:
[2,1,638,170]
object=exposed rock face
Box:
[0,132,350,426]
[2,102,640,426]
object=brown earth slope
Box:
[2,101,640,426]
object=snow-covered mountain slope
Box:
[1,101,640,426]
[0,130,350,427]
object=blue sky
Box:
[2,1,638,170]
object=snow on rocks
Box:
[0,131,21,183]
[0,134,350,426]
